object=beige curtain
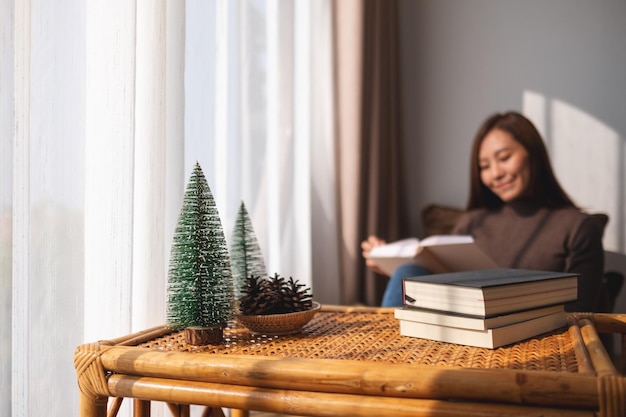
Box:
[333,0,405,305]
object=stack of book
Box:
[395,268,578,349]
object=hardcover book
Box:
[367,235,498,276]
[402,268,578,317]
[393,304,565,331]
[397,310,567,349]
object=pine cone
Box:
[238,273,313,315]
[281,276,313,313]
[239,275,279,315]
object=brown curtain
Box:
[333,0,406,305]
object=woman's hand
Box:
[361,235,388,275]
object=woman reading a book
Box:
[363,111,609,312]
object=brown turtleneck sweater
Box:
[452,201,609,313]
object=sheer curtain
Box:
[0,1,336,416]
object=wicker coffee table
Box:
[74,306,626,417]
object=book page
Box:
[420,234,474,246]
[368,238,420,258]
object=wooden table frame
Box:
[74,307,626,417]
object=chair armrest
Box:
[592,313,626,375]
[593,313,626,334]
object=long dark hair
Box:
[466,111,577,210]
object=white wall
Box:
[399,0,626,311]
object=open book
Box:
[367,235,498,276]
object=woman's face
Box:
[478,128,531,202]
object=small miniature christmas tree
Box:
[230,201,267,302]
[167,162,234,343]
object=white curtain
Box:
[0,0,337,416]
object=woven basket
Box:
[236,302,322,335]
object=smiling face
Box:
[478,128,531,203]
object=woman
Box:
[364,111,609,312]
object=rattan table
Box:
[74,306,626,417]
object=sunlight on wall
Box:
[523,91,625,254]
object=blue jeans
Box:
[381,264,431,307]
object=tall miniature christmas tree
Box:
[167,162,234,344]
[230,201,267,302]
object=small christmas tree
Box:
[167,162,234,343]
[230,201,267,302]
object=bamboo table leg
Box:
[167,403,190,417]
[109,398,124,417]
[75,343,114,417]
[134,399,151,417]
[230,409,249,417]
[79,393,107,417]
